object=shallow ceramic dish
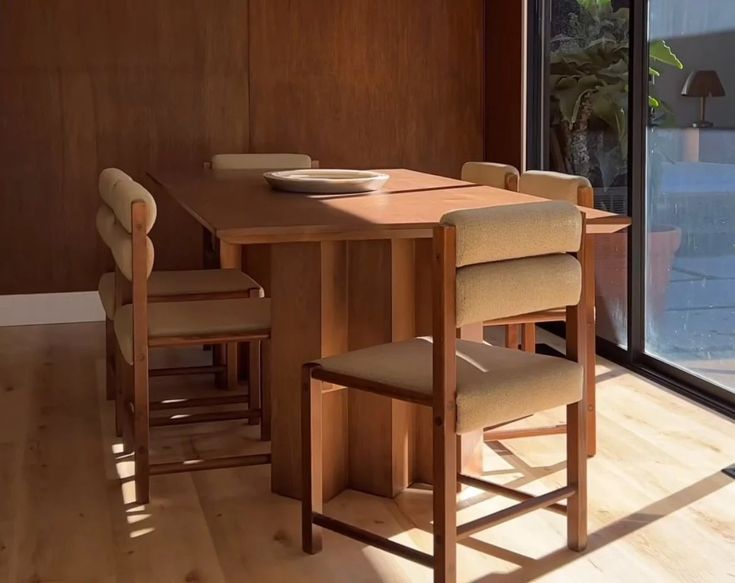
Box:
[263,169,390,194]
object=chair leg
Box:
[522,323,537,353]
[114,344,126,439]
[120,358,134,454]
[433,429,458,582]
[214,345,226,388]
[105,318,116,400]
[261,341,271,441]
[504,324,520,350]
[249,340,261,428]
[133,357,150,505]
[566,399,588,551]
[225,343,239,390]
[302,366,323,554]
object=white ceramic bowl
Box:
[263,169,390,194]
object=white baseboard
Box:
[0,292,105,327]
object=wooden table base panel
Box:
[270,242,349,500]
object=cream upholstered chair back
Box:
[518,170,593,207]
[440,201,583,328]
[210,153,312,170]
[96,173,156,282]
[461,162,519,191]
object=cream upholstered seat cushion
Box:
[518,171,592,204]
[114,297,271,364]
[314,338,582,434]
[461,162,519,189]
[211,153,312,170]
[98,269,264,319]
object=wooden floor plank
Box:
[0,322,732,582]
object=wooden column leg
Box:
[585,236,597,457]
[302,365,323,554]
[347,239,415,497]
[522,323,537,353]
[270,241,348,500]
[105,318,116,400]
[133,357,150,504]
[566,399,588,551]
[505,324,520,349]
[248,340,261,427]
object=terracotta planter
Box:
[595,225,682,345]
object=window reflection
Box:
[647,0,735,392]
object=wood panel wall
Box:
[485,0,526,170]
[0,0,486,294]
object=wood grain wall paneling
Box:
[485,0,526,169]
[1,0,490,294]
[248,0,485,179]
[0,1,250,293]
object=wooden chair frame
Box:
[116,200,271,504]
[302,218,589,582]
[104,284,257,401]
[484,179,594,446]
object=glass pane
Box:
[647,1,735,393]
[549,0,631,347]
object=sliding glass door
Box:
[530,0,632,348]
[530,0,735,411]
[645,0,735,402]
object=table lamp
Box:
[681,70,725,128]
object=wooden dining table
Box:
[149,167,630,501]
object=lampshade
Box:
[681,70,725,97]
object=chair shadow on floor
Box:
[469,470,730,582]
[394,434,731,583]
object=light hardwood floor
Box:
[0,322,732,582]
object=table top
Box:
[149,168,630,244]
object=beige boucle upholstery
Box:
[461,162,519,189]
[98,269,264,319]
[518,171,592,204]
[114,298,271,365]
[442,201,582,267]
[314,338,583,433]
[102,178,157,234]
[98,168,132,199]
[211,153,312,171]
[455,254,581,327]
[96,205,116,247]
[108,221,154,281]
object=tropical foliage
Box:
[550,0,682,188]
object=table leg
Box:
[270,242,349,500]
[346,239,416,497]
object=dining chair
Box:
[302,201,588,583]
[97,169,264,402]
[461,162,524,347]
[482,170,593,444]
[103,177,272,504]
[210,152,315,171]
[460,161,519,191]
[201,153,317,271]
[485,170,593,352]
